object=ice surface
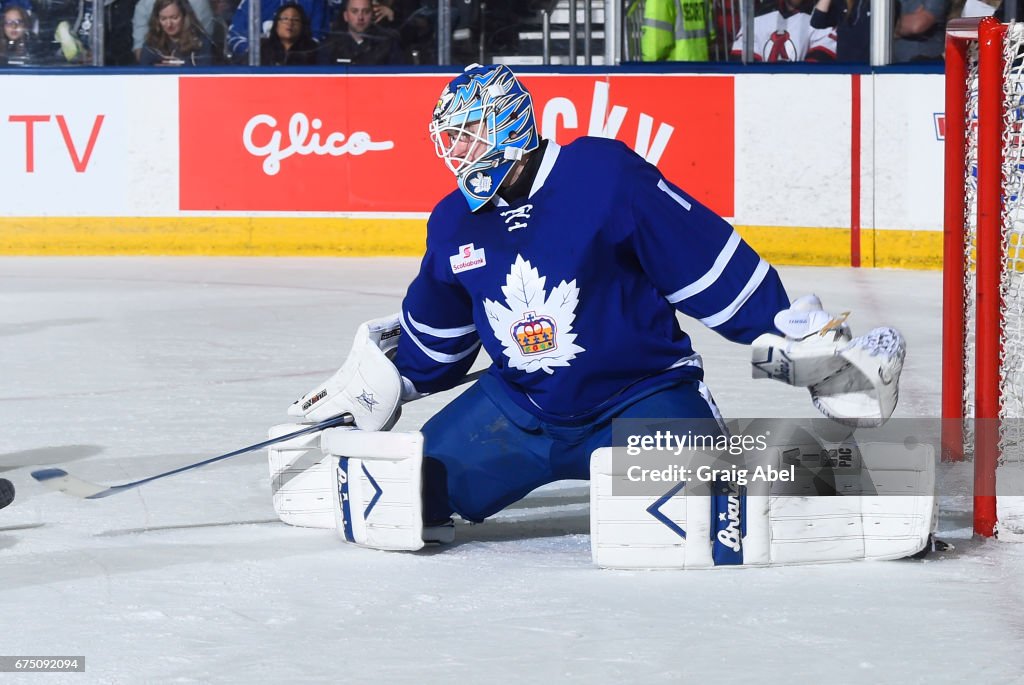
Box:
[1,258,1022,684]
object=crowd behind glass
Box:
[0,0,997,67]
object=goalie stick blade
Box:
[0,478,14,509]
[31,468,113,499]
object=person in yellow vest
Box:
[641,0,714,61]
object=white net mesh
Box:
[958,23,1024,538]
[997,23,1024,537]
[963,40,979,452]
[962,26,1024,452]
[999,23,1024,464]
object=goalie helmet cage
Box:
[943,17,1024,538]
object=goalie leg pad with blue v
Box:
[590,437,936,569]
[323,428,426,552]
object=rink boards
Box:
[0,71,943,267]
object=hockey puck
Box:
[0,478,14,510]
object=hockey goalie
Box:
[268,63,934,566]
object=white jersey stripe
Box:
[406,312,476,338]
[697,380,728,436]
[663,353,704,372]
[401,313,480,364]
[657,178,692,210]
[699,259,770,329]
[665,230,742,304]
[529,141,561,198]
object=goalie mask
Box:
[429,64,540,212]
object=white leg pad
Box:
[591,441,936,569]
[268,423,335,529]
[322,427,425,551]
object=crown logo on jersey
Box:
[483,254,585,375]
[512,311,557,355]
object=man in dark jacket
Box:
[327,0,403,64]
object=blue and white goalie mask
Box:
[429,64,540,212]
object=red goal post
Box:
[943,17,1024,539]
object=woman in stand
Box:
[0,6,40,65]
[139,0,212,66]
[260,2,321,65]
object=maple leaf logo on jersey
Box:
[483,255,585,374]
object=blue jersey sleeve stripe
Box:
[406,312,477,338]
[657,178,692,210]
[665,230,742,304]
[699,259,770,328]
[400,313,481,364]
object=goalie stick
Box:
[30,369,486,500]
[31,413,355,499]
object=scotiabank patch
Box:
[178,76,453,212]
[449,243,486,273]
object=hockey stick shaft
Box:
[31,368,486,500]
[31,413,355,499]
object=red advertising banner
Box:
[179,73,734,216]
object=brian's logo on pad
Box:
[450,243,486,274]
[711,479,745,566]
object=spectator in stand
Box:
[641,0,714,62]
[328,0,394,26]
[260,1,321,64]
[808,0,869,62]
[892,0,948,62]
[730,0,837,62]
[105,0,139,65]
[134,0,213,61]
[0,5,40,65]
[227,0,328,62]
[40,0,141,64]
[326,0,402,64]
[139,0,213,64]
[835,0,871,63]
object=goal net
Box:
[944,17,1024,540]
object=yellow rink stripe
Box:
[0,217,430,256]
[737,225,943,270]
[0,217,945,269]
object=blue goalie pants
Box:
[421,373,723,524]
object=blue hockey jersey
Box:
[394,136,790,424]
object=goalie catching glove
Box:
[751,295,906,427]
[288,314,407,432]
